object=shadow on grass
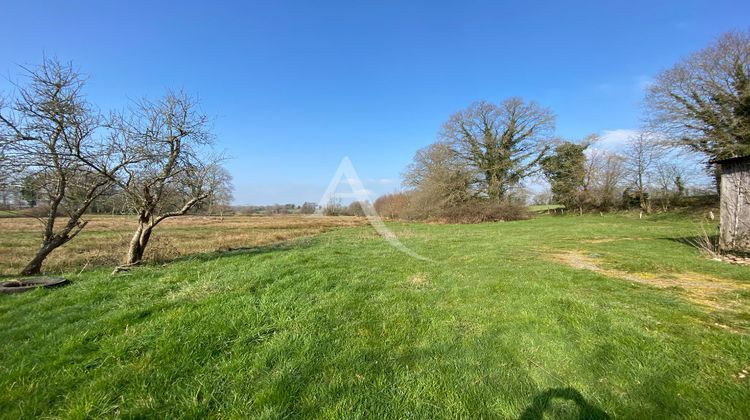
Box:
[519,387,609,420]
[174,236,318,264]
[662,235,718,251]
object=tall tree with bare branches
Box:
[645,30,750,175]
[402,141,473,216]
[108,91,228,267]
[441,98,555,201]
[0,59,127,275]
[624,132,657,212]
[584,149,626,211]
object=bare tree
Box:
[441,98,555,201]
[200,163,233,216]
[0,59,126,275]
[653,160,685,211]
[0,133,20,209]
[346,201,367,217]
[531,188,554,206]
[300,202,318,215]
[109,91,228,267]
[645,30,750,183]
[585,149,626,210]
[373,193,409,219]
[322,197,345,216]
[402,141,473,218]
[624,133,657,212]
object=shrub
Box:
[0,206,64,218]
[346,201,366,217]
[374,193,410,219]
[322,198,346,216]
[432,200,530,224]
[373,193,530,224]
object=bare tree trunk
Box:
[21,239,63,275]
[637,169,646,212]
[125,220,153,265]
[126,226,144,265]
[19,216,91,275]
[118,196,207,271]
[17,176,103,275]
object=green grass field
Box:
[1,214,749,418]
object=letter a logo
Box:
[314,157,432,261]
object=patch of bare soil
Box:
[405,273,430,289]
[580,237,644,244]
[549,251,750,314]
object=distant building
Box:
[714,155,750,254]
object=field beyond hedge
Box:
[0,215,363,276]
[1,213,749,418]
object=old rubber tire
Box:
[0,277,69,294]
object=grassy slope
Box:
[1,214,749,418]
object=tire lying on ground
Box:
[0,277,69,294]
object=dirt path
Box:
[549,250,750,315]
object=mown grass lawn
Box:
[1,214,749,418]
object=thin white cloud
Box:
[595,129,639,152]
[351,188,374,197]
[363,177,397,185]
[593,76,654,96]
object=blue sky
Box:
[1,1,748,204]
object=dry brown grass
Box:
[405,272,430,289]
[549,250,750,313]
[0,215,364,275]
[580,237,644,244]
